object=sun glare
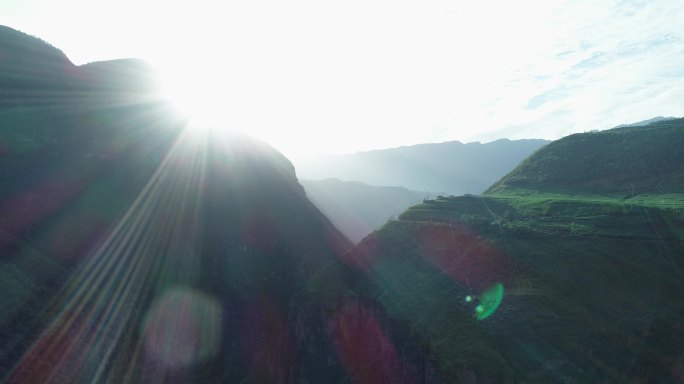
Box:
[161,73,224,137]
[157,63,316,158]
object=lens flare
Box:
[474,283,504,321]
[142,287,222,369]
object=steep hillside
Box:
[0,26,432,383]
[349,194,684,382]
[301,178,425,243]
[487,118,684,196]
[294,138,549,195]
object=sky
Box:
[2,0,684,157]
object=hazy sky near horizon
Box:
[2,0,684,156]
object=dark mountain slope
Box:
[487,118,684,196]
[294,138,549,195]
[0,26,429,383]
[0,25,74,90]
[0,26,159,107]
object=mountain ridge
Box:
[300,178,425,243]
[613,115,677,128]
[294,138,549,195]
[0,25,159,106]
[487,117,684,196]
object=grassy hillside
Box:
[349,120,684,381]
[487,118,684,196]
[350,194,684,382]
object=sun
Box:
[156,64,308,158]
[159,71,226,137]
[153,55,339,159]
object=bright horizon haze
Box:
[2,0,684,157]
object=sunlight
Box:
[160,71,224,137]
[157,62,321,158]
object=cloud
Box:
[469,0,684,143]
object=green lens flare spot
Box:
[465,295,472,303]
[475,283,504,321]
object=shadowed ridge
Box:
[294,138,549,195]
[0,25,76,105]
[0,25,73,70]
[0,25,162,106]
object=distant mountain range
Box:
[294,138,550,195]
[300,179,425,243]
[296,138,548,242]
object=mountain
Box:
[293,136,548,244]
[293,138,549,195]
[346,122,684,381]
[300,178,425,243]
[0,26,430,383]
[487,118,684,196]
[5,24,683,383]
[0,25,159,107]
[614,116,677,128]
[0,25,73,92]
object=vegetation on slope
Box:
[351,121,684,381]
[351,194,684,382]
[487,118,684,196]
